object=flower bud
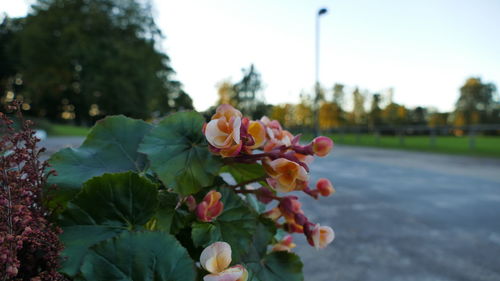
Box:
[312,136,333,157]
[185,195,197,212]
[196,191,224,222]
[256,187,274,204]
[307,224,335,249]
[316,178,335,197]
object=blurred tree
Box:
[455,77,497,125]
[216,80,237,106]
[349,87,366,125]
[428,112,449,128]
[408,106,427,125]
[368,93,382,129]
[0,0,192,124]
[233,64,263,116]
[319,102,342,130]
[269,104,288,127]
[0,17,23,106]
[332,83,344,106]
[382,102,408,126]
[294,92,313,128]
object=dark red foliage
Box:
[0,103,67,281]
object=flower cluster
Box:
[200,242,248,281]
[0,105,67,281]
[204,104,336,250]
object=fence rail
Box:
[292,124,500,150]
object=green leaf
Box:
[80,231,196,281]
[48,115,152,205]
[147,191,194,234]
[220,163,267,212]
[242,218,303,281]
[191,188,257,262]
[243,218,276,262]
[58,172,158,277]
[221,163,267,184]
[246,252,304,281]
[139,111,222,195]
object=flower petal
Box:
[200,242,232,274]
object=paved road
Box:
[41,138,500,280]
[297,146,500,281]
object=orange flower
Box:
[264,158,308,192]
[205,104,243,157]
[196,191,224,222]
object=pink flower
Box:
[316,178,335,197]
[312,136,334,157]
[196,191,224,222]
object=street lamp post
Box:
[314,7,328,137]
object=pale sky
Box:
[2,0,500,112]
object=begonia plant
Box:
[41,104,335,280]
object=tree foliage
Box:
[0,0,192,125]
[455,77,497,125]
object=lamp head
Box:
[318,8,328,16]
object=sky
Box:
[2,0,500,112]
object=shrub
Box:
[0,104,66,281]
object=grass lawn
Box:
[303,133,500,158]
[48,124,90,137]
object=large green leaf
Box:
[191,188,257,262]
[243,218,276,262]
[59,172,158,277]
[48,115,152,204]
[80,231,196,281]
[242,218,303,281]
[246,252,304,281]
[139,111,222,195]
[146,190,194,235]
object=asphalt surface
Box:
[296,146,500,281]
[41,138,500,281]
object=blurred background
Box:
[1,0,499,280]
